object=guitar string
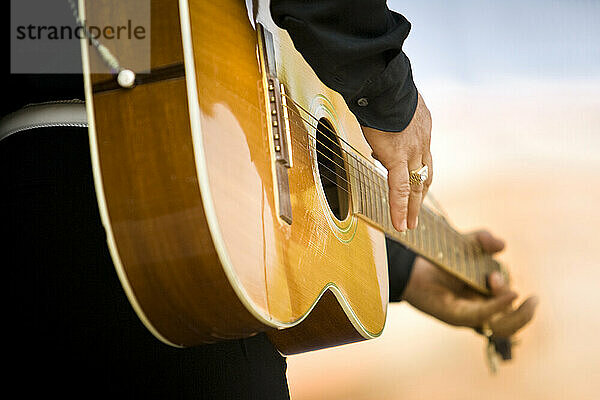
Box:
[278,107,493,279]
[290,121,386,193]
[281,93,443,217]
[283,110,445,228]
[290,110,382,187]
[267,37,498,283]
[71,19,494,285]
[284,115,384,193]
[271,83,488,276]
[282,92,384,171]
[287,127,456,245]
[283,100,489,265]
[268,36,387,172]
[274,93,464,237]
[283,109,461,250]
[277,91,482,260]
[281,102,387,191]
[268,39,450,225]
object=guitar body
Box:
[82,0,388,353]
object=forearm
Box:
[386,237,417,302]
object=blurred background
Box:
[288,1,600,399]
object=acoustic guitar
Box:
[80,0,506,354]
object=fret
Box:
[438,220,448,263]
[359,161,367,217]
[458,233,468,277]
[353,159,360,213]
[462,239,473,283]
[382,177,391,230]
[471,243,483,286]
[430,214,443,262]
[362,168,494,294]
[463,235,473,278]
[457,233,467,277]
[422,213,430,255]
[442,222,454,270]
[387,195,393,232]
[372,168,383,226]
[462,238,471,279]
[360,162,370,219]
[454,233,465,278]
[428,213,438,258]
[450,229,459,271]
[367,166,375,222]
[370,167,377,222]
[453,231,465,276]
[357,160,366,215]
[415,216,423,253]
[318,140,495,295]
[472,242,484,284]
[366,164,374,220]
[469,242,479,284]
[426,212,436,257]
[474,244,488,284]
[349,157,360,214]
[419,213,429,257]
[406,225,415,248]
[439,219,449,265]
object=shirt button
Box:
[357,97,369,107]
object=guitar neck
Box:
[346,156,503,294]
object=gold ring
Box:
[409,165,428,185]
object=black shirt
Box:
[271,0,418,132]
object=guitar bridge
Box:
[259,24,293,224]
[267,77,293,168]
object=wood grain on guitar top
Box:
[84,0,388,353]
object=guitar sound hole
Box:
[316,118,349,221]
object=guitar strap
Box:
[0,100,87,143]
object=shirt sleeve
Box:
[270,0,418,132]
[386,236,417,302]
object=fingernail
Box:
[491,271,504,286]
[415,216,419,228]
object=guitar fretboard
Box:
[346,155,502,294]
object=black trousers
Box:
[1,127,290,399]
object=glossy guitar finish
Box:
[82,0,388,354]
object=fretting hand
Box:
[402,230,538,357]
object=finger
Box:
[422,151,433,200]
[387,162,410,231]
[488,271,511,296]
[407,157,424,229]
[490,296,539,337]
[474,230,505,254]
[453,291,517,328]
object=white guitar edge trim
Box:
[179,0,279,330]
[78,0,180,348]
[180,0,384,341]
[79,0,382,346]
